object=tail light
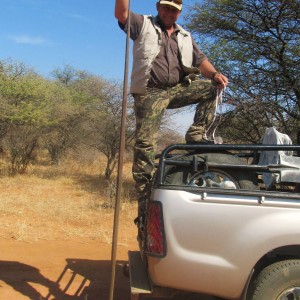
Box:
[144,201,167,257]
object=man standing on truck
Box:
[114,0,229,226]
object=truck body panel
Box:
[147,188,300,299]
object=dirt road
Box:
[1,239,133,299]
[1,239,218,300]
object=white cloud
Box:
[68,13,84,19]
[9,35,48,45]
[66,13,91,23]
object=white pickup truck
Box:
[128,144,300,300]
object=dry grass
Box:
[0,151,138,244]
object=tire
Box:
[247,260,300,300]
[163,152,258,190]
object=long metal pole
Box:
[109,1,131,300]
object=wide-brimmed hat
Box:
[159,0,182,11]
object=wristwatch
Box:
[212,71,220,79]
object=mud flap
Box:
[128,251,152,300]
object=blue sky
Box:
[0,0,200,133]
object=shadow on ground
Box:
[0,259,221,300]
[0,259,129,300]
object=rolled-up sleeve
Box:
[118,11,144,40]
[192,37,208,67]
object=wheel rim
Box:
[276,287,300,300]
[187,169,238,189]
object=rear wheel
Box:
[164,153,258,190]
[247,260,300,300]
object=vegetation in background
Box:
[185,0,299,143]
[1,0,299,175]
[0,152,137,242]
[0,61,135,176]
[0,60,183,176]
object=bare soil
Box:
[0,163,217,300]
[0,166,142,300]
[0,219,138,300]
[1,222,219,300]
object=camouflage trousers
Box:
[132,79,217,213]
